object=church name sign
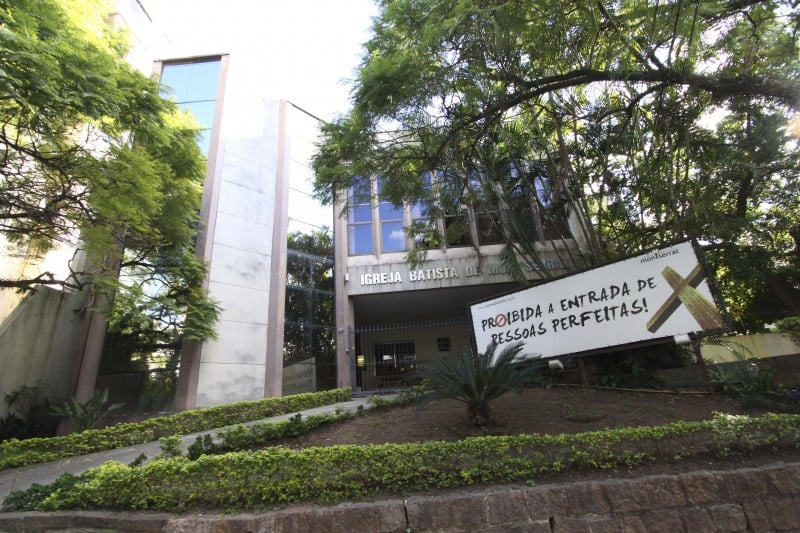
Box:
[355,258,568,288]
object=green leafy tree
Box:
[313,0,800,329]
[284,230,335,368]
[0,0,218,342]
[420,341,539,425]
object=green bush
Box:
[5,412,798,512]
[776,316,800,345]
[0,388,351,471]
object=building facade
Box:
[0,0,348,415]
[332,172,585,392]
[0,0,587,415]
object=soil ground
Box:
[275,386,800,486]
[287,386,764,446]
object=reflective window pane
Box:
[349,224,373,254]
[181,100,216,129]
[184,61,221,101]
[350,177,372,203]
[159,63,193,101]
[160,58,221,156]
[349,204,372,224]
[378,202,403,220]
[381,221,406,252]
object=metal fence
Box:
[350,317,473,392]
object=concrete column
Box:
[264,101,290,398]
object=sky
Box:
[140,0,379,123]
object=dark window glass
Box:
[476,212,503,245]
[444,212,470,247]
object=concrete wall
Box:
[701,332,800,363]
[192,99,283,407]
[0,288,86,418]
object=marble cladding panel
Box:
[194,362,266,407]
[213,211,272,257]
[216,179,275,228]
[199,321,267,365]
[207,280,269,325]
[218,137,279,195]
[208,244,271,292]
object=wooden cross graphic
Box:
[646,264,723,333]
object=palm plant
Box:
[420,341,539,425]
[50,389,124,432]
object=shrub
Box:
[0,388,351,471]
[775,316,800,345]
[4,412,798,512]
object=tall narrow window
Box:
[159,58,221,155]
[348,177,374,255]
[409,171,437,249]
[377,176,406,253]
[440,169,472,247]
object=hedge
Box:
[0,388,351,471]
[5,412,799,512]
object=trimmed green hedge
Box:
[5,412,799,511]
[0,388,351,471]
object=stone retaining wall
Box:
[1,461,798,532]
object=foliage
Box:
[284,229,335,368]
[186,434,219,460]
[367,383,430,409]
[157,435,184,459]
[0,383,53,442]
[703,335,777,401]
[419,342,540,424]
[4,412,799,511]
[312,0,800,330]
[0,0,218,342]
[49,388,124,432]
[0,388,351,471]
[775,315,800,345]
[215,412,356,454]
[0,413,27,444]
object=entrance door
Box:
[373,341,415,388]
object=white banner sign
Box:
[469,241,723,361]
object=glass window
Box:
[347,176,374,255]
[381,220,406,252]
[349,224,374,255]
[377,176,406,253]
[409,171,436,248]
[476,212,503,245]
[159,58,221,156]
[348,204,373,224]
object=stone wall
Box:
[2,461,798,532]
